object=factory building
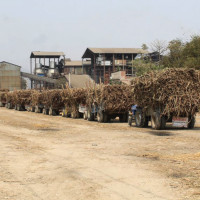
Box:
[0,61,21,91]
[82,48,148,84]
[29,51,65,89]
[63,60,91,75]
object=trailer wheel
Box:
[135,110,148,127]
[188,116,195,129]
[62,108,66,117]
[43,108,49,115]
[97,111,104,123]
[87,110,94,121]
[71,111,79,118]
[104,113,109,123]
[49,108,57,116]
[83,111,87,120]
[151,112,166,130]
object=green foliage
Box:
[162,35,200,69]
[133,59,165,76]
[183,35,200,69]
[141,43,148,50]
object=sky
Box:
[0,0,200,72]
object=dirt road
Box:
[0,108,200,200]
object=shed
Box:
[0,61,21,91]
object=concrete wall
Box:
[0,62,21,91]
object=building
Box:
[29,51,65,89]
[0,61,21,91]
[64,60,91,75]
[82,48,148,84]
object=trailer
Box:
[62,104,87,118]
[128,105,195,130]
[85,102,128,123]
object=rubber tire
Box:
[97,111,104,123]
[71,111,79,118]
[135,110,148,127]
[83,111,87,120]
[49,108,57,116]
[35,106,39,113]
[188,116,195,129]
[31,107,35,112]
[87,110,94,121]
[128,115,132,126]
[43,108,49,115]
[62,108,66,117]
[151,112,166,130]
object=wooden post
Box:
[132,54,133,76]
[122,54,124,71]
[30,58,32,89]
[94,54,96,83]
[104,54,105,84]
[35,58,36,75]
[82,58,84,74]
[112,54,115,73]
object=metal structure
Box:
[21,72,57,90]
[82,48,148,84]
[64,60,91,75]
[30,51,65,89]
[0,61,21,91]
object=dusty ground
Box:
[0,108,200,200]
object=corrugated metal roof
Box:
[30,51,65,58]
[0,61,21,68]
[65,60,91,66]
[88,48,148,54]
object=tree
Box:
[182,35,200,69]
[162,39,184,68]
[151,40,167,65]
[141,44,148,51]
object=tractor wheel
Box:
[128,115,133,126]
[135,110,148,127]
[188,116,195,129]
[151,112,166,130]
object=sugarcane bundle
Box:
[85,83,101,107]
[61,87,87,111]
[0,90,9,103]
[31,90,43,106]
[41,89,64,109]
[12,90,33,106]
[6,92,14,105]
[132,68,200,117]
[93,84,134,113]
